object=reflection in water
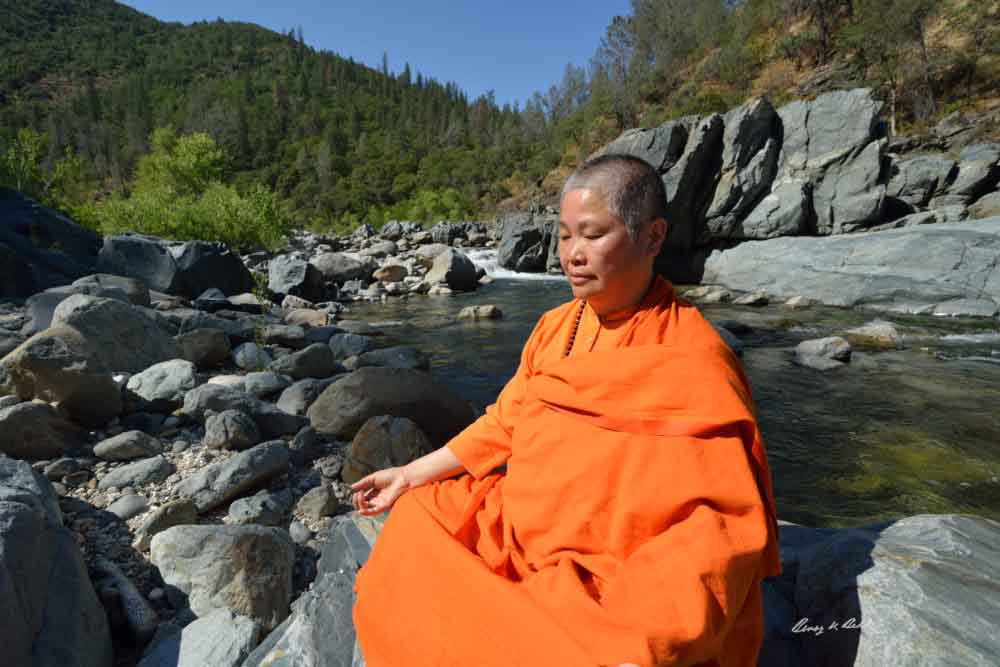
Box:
[343,257,1000,528]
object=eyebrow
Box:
[558,219,604,230]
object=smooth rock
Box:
[203,410,261,451]
[94,431,162,461]
[0,401,83,460]
[133,498,198,551]
[98,455,174,490]
[125,359,198,411]
[341,416,435,484]
[174,441,289,513]
[175,328,231,368]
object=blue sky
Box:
[120,0,631,108]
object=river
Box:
[341,249,1000,528]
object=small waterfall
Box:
[466,248,566,281]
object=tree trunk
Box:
[914,17,937,115]
[889,85,897,137]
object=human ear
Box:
[648,218,667,253]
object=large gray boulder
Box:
[497,213,551,273]
[0,457,113,667]
[268,343,340,380]
[307,366,475,444]
[181,384,308,439]
[736,180,813,240]
[702,217,1000,312]
[241,515,378,667]
[51,294,180,373]
[97,234,253,298]
[150,524,295,632]
[72,273,152,307]
[20,283,132,336]
[763,514,1000,666]
[268,254,325,301]
[98,454,174,490]
[341,415,435,484]
[591,119,689,172]
[139,609,262,667]
[662,114,724,250]
[174,441,290,513]
[0,189,101,298]
[125,359,199,411]
[887,155,956,208]
[703,99,780,241]
[2,325,122,427]
[0,401,84,460]
[311,252,374,283]
[424,248,479,291]
[773,89,887,234]
[946,142,1000,202]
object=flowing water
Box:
[344,250,1000,528]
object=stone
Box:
[702,218,1000,310]
[307,367,475,444]
[73,273,151,307]
[0,401,83,460]
[457,304,503,320]
[107,493,148,520]
[359,240,397,259]
[946,143,1000,201]
[175,328,231,368]
[138,609,261,667]
[93,557,159,647]
[175,441,290,513]
[738,180,813,239]
[296,484,339,520]
[0,457,113,667]
[284,308,329,328]
[845,320,902,348]
[793,337,851,370]
[969,192,1000,220]
[232,342,272,371]
[51,294,180,372]
[787,515,1000,666]
[125,359,198,411]
[276,378,338,417]
[413,242,452,267]
[181,384,307,439]
[133,498,198,551]
[269,254,325,301]
[341,416,435,484]
[496,213,551,273]
[20,284,131,336]
[43,457,82,480]
[2,325,122,427]
[269,343,340,380]
[97,235,252,298]
[240,515,377,667]
[281,294,314,311]
[931,298,999,318]
[887,155,956,207]
[289,520,312,545]
[661,114,725,250]
[329,333,376,360]
[373,263,408,283]
[733,291,769,306]
[0,190,102,298]
[98,455,174,490]
[783,296,815,310]
[353,346,430,371]
[243,371,291,398]
[424,248,479,291]
[591,119,689,172]
[94,430,162,461]
[260,324,308,349]
[150,524,295,632]
[228,488,292,527]
[203,409,261,451]
[310,252,371,283]
[704,98,781,240]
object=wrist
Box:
[400,464,419,490]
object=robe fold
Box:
[352,275,782,667]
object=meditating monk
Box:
[349,153,782,667]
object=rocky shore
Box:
[3,92,1000,664]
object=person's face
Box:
[558,188,665,313]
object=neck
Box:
[590,272,656,320]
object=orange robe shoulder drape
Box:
[352,275,782,667]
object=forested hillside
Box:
[1,0,997,247]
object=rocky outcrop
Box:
[0,457,113,667]
[98,234,253,298]
[762,514,1000,666]
[0,189,102,298]
[702,217,1000,311]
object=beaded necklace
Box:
[563,299,587,357]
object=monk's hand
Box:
[350,466,411,516]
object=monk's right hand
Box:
[350,466,412,516]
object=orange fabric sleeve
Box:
[446,313,548,481]
[597,429,773,666]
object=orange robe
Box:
[352,274,782,667]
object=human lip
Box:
[568,274,593,284]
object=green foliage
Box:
[94,129,285,251]
[0,127,87,218]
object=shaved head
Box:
[561,153,668,241]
